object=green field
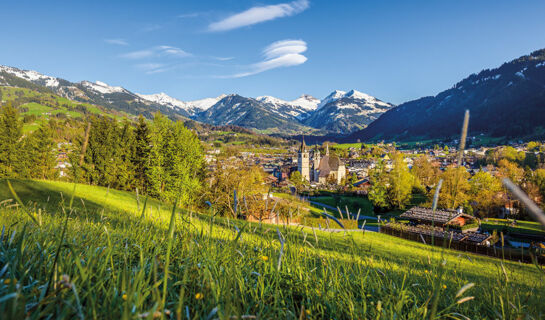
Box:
[481,218,545,236]
[311,195,374,216]
[0,179,544,319]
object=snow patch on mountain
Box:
[81,81,126,94]
[136,92,186,110]
[0,65,60,87]
[136,92,227,113]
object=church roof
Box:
[317,154,344,177]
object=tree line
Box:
[0,102,57,179]
[368,149,545,218]
[72,114,206,205]
[0,101,206,206]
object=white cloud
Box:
[220,39,307,78]
[120,46,191,59]
[178,12,201,19]
[208,0,309,32]
[105,39,128,46]
[136,63,165,72]
[212,56,235,61]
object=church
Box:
[297,139,346,185]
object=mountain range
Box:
[2,48,545,142]
[348,49,545,142]
[0,65,393,135]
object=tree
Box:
[0,102,23,177]
[25,124,57,180]
[411,155,439,191]
[289,171,306,193]
[368,161,389,209]
[133,115,151,192]
[348,172,358,190]
[497,159,524,184]
[111,120,136,190]
[206,161,266,217]
[438,165,470,210]
[468,171,502,217]
[146,112,205,205]
[387,153,414,209]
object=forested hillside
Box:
[349,49,545,142]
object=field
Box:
[0,179,544,319]
[481,218,545,237]
[310,195,374,217]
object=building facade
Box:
[297,140,346,184]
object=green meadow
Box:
[0,179,544,319]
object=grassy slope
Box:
[0,179,544,319]
[0,87,129,132]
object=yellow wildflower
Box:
[195,292,204,300]
[442,284,447,289]
[122,294,128,301]
[261,255,269,262]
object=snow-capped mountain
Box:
[194,94,313,134]
[0,65,60,88]
[81,80,127,95]
[256,94,319,120]
[0,64,393,135]
[303,89,394,134]
[0,65,187,118]
[136,92,226,115]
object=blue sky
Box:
[1,0,544,104]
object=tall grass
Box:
[0,192,543,319]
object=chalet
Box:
[400,207,478,232]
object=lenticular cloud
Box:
[227,39,308,78]
[208,0,309,32]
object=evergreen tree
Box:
[110,120,136,190]
[0,102,23,177]
[26,124,57,180]
[133,115,151,192]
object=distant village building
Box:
[297,139,346,184]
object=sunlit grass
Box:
[0,179,544,319]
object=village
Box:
[200,134,545,261]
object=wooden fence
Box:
[380,225,545,264]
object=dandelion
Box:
[260,255,269,262]
[442,284,447,289]
[424,270,429,274]
[195,292,204,300]
[305,309,311,316]
[122,294,128,301]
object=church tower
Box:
[312,146,321,182]
[297,138,310,181]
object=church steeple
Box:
[299,137,307,152]
[325,142,330,156]
[297,137,310,181]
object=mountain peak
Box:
[81,80,125,94]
